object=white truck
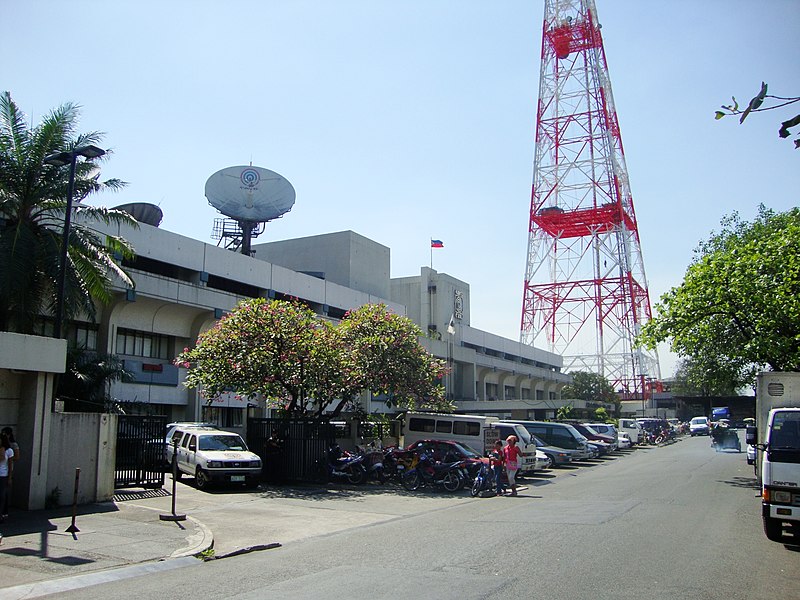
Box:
[745,372,800,544]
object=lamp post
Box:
[43,145,106,339]
[639,372,648,418]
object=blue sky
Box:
[3,0,798,377]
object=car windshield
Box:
[691,418,707,425]
[532,434,547,446]
[198,434,247,451]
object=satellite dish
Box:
[205,166,295,223]
[113,202,163,227]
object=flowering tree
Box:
[175,299,452,419]
[334,303,453,415]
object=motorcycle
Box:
[358,444,387,483]
[316,443,367,484]
[401,450,464,492]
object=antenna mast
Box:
[520,0,660,394]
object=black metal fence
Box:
[247,418,336,483]
[115,415,167,489]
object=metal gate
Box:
[247,418,336,483]
[115,415,167,489]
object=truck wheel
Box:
[763,516,785,543]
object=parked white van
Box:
[618,418,643,444]
[402,412,498,456]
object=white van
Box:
[618,418,643,444]
[402,412,498,456]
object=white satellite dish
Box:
[205,165,296,255]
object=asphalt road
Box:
[43,434,800,600]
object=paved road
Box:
[36,434,800,600]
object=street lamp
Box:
[43,145,106,339]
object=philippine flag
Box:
[431,239,444,248]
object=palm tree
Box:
[0,91,137,334]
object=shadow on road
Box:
[719,475,760,490]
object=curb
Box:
[171,515,214,558]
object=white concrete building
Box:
[74,219,570,427]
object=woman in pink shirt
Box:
[502,435,523,496]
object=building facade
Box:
[73,219,570,428]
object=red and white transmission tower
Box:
[520,0,660,394]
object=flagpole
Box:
[430,238,433,269]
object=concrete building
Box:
[61,218,571,427]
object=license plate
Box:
[231,475,245,482]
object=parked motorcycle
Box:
[401,450,464,492]
[358,444,387,483]
[316,443,367,484]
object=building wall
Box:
[252,230,391,299]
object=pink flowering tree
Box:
[333,303,452,415]
[175,299,452,419]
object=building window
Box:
[486,383,498,400]
[202,406,244,429]
[69,323,98,351]
[504,385,515,400]
[116,328,171,359]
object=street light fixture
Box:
[43,144,106,339]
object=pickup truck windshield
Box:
[198,435,247,451]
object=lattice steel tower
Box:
[521,0,660,394]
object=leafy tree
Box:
[639,206,800,384]
[562,371,618,411]
[336,303,451,414]
[57,348,134,412]
[556,405,574,420]
[0,91,136,334]
[670,355,746,397]
[594,407,610,422]
[715,82,800,149]
[176,299,452,419]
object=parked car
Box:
[510,421,593,460]
[746,443,756,465]
[535,449,551,470]
[568,423,617,452]
[165,422,218,463]
[584,423,619,441]
[616,432,632,449]
[689,416,710,436]
[169,426,262,489]
[531,433,575,467]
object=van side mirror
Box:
[745,426,757,446]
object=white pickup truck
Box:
[746,372,800,544]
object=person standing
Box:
[488,439,505,496]
[0,433,13,522]
[502,435,523,496]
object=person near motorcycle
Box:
[503,435,522,496]
[488,440,505,496]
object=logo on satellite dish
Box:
[240,168,260,188]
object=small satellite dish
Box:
[205,166,295,223]
[113,202,163,227]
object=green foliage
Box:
[670,356,746,397]
[716,82,800,149]
[562,371,618,404]
[57,348,135,411]
[556,405,574,420]
[594,407,610,422]
[0,91,137,333]
[639,206,800,384]
[175,299,452,419]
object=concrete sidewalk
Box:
[0,474,525,596]
[0,486,212,592]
